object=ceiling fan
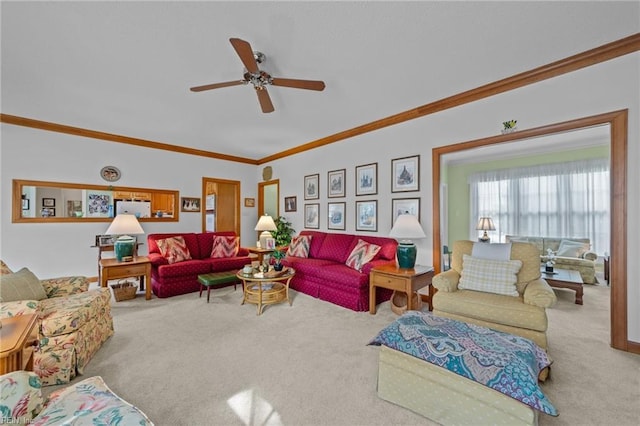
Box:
[190,38,326,113]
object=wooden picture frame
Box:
[244,198,255,208]
[284,196,297,212]
[355,163,377,196]
[41,207,55,217]
[181,197,201,212]
[304,174,320,200]
[42,198,55,207]
[391,155,420,192]
[392,198,421,225]
[328,202,346,230]
[356,200,377,232]
[327,169,346,198]
[304,203,320,229]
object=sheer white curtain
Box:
[469,158,610,254]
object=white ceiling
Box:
[2,1,638,161]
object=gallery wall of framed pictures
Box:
[299,154,421,231]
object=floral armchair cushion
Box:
[0,371,153,425]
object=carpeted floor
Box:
[53,278,639,426]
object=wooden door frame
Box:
[201,177,241,235]
[432,110,630,352]
[258,179,280,218]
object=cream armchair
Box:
[432,241,556,350]
[0,260,114,385]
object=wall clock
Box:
[100,166,121,182]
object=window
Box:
[469,158,610,254]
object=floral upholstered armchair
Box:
[0,260,114,386]
[0,370,153,424]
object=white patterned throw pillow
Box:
[459,254,522,297]
[345,239,380,272]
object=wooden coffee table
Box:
[236,267,295,315]
[542,268,584,305]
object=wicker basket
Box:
[390,290,422,315]
[110,280,137,302]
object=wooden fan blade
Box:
[271,78,326,91]
[255,88,275,113]
[230,38,259,74]
[190,80,244,92]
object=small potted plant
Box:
[271,249,286,271]
[502,119,518,134]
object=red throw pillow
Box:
[157,236,192,264]
[345,239,381,272]
[286,235,312,258]
[210,235,239,258]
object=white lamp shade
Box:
[254,215,277,232]
[105,214,145,235]
[476,217,496,231]
[389,214,426,240]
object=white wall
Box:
[0,125,258,277]
[265,53,640,342]
[1,53,638,342]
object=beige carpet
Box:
[54,280,639,426]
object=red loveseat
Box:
[282,230,398,311]
[147,232,252,298]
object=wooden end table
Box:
[236,267,295,315]
[369,265,434,315]
[0,314,38,374]
[247,247,275,264]
[100,256,152,300]
[542,268,584,305]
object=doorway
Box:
[202,177,241,235]
[432,110,628,351]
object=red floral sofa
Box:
[282,230,398,311]
[147,232,252,298]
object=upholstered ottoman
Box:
[369,311,557,426]
[197,272,239,303]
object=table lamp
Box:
[254,214,277,249]
[476,217,495,243]
[389,214,426,269]
[105,214,145,261]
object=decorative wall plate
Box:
[100,166,121,182]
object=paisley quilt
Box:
[369,311,558,416]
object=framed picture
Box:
[327,202,346,230]
[392,198,421,225]
[356,200,377,232]
[43,198,55,207]
[284,196,297,212]
[327,169,346,198]
[392,155,420,192]
[96,235,115,246]
[21,199,29,210]
[265,237,276,250]
[304,203,320,229]
[41,207,55,217]
[355,163,377,196]
[181,197,201,212]
[86,192,111,217]
[304,174,320,200]
[244,198,255,208]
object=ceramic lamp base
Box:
[396,242,417,269]
[114,236,135,262]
